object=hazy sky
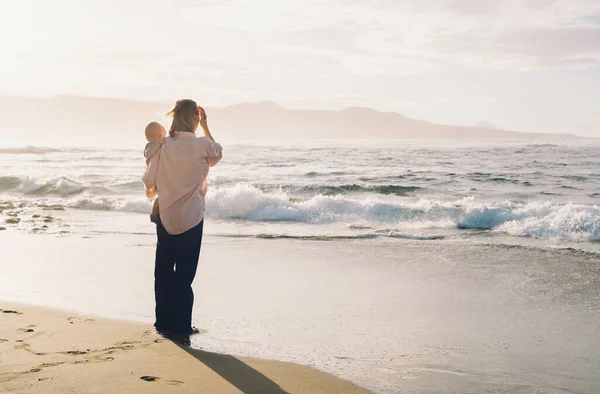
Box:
[1,0,599,135]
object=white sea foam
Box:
[203,185,600,241]
[3,178,600,242]
[70,197,152,213]
[0,175,140,196]
[0,175,87,196]
[3,142,600,244]
[496,202,600,241]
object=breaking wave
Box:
[4,174,600,242]
[204,185,600,242]
[0,175,142,196]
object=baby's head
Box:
[145,122,166,143]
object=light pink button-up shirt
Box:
[142,131,223,235]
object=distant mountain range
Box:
[0,95,583,144]
[473,121,497,129]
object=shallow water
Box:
[1,232,598,393]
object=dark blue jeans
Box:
[154,219,204,333]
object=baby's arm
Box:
[145,187,157,198]
[142,149,159,198]
[144,139,164,160]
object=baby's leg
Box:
[150,199,160,224]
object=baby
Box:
[144,122,166,224]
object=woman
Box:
[142,99,223,335]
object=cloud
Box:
[179,0,600,70]
[431,25,600,69]
[6,0,599,85]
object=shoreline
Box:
[2,231,598,393]
[0,301,371,393]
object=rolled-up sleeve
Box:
[198,138,223,167]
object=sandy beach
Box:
[0,301,370,394]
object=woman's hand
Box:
[198,106,215,142]
[198,106,208,130]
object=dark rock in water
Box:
[0,227,6,231]
[0,202,15,210]
[41,205,65,211]
[43,217,53,223]
[5,217,20,224]
[32,214,41,218]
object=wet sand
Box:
[0,302,370,393]
[1,230,599,393]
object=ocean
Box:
[2,139,600,250]
[1,139,600,393]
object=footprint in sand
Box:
[15,341,46,356]
[0,309,22,314]
[60,350,88,355]
[140,376,160,382]
[67,316,95,323]
[103,341,139,352]
[17,325,36,333]
[75,355,115,364]
[117,341,137,346]
[0,339,8,343]
[142,329,159,337]
[28,362,64,373]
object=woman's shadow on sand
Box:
[169,335,289,394]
